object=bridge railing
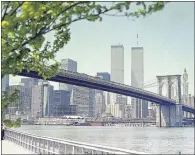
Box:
[5,128,148,154]
[182,104,195,109]
[58,69,175,103]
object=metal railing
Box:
[57,69,176,103]
[5,128,148,154]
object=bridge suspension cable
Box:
[144,84,158,89]
[143,81,158,88]
[143,78,157,86]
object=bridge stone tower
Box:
[156,75,183,127]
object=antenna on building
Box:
[137,33,139,47]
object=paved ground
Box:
[2,140,35,154]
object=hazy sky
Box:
[10,2,194,95]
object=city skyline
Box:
[9,2,194,95]
[1,2,194,154]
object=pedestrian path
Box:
[2,140,35,154]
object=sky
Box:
[10,2,194,96]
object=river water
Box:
[17,125,194,154]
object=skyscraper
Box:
[110,45,126,118]
[182,68,189,105]
[89,89,95,117]
[52,90,71,116]
[59,58,91,117]
[93,73,110,118]
[131,47,148,118]
[59,59,77,91]
[96,72,110,105]
[111,45,124,84]
[21,78,39,115]
[21,78,38,87]
[31,81,53,118]
[71,86,90,117]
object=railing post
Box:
[22,135,24,147]
[24,135,26,149]
[16,132,18,145]
[72,146,75,154]
[32,137,35,152]
[39,138,41,154]
[64,144,67,154]
[81,148,84,154]
[35,138,37,153]
[47,140,50,154]
[52,142,55,153]
[25,135,28,149]
[58,142,60,154]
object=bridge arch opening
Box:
[161,83,167,97]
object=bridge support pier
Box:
[156,104,183,127]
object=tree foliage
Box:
[1,89,21,128]
[1,89,20,115]
[3,118,21,128]
[1,1,167,79]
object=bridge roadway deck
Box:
[18,69,195,113]
[2,140,35,154]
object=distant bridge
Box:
[18,69,195,127]
[18,69,194,113]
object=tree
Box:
[1,2,167,127]
[2,1,167,79]
[3,118,21,128]
[1,89,20,128]
[1,89,19,115]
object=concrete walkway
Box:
[2,140,35,154]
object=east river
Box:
[17,125,194,154]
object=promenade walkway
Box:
[2,140,35,154]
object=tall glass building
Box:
[59,58,91,117]
[59,59,77,91]
[110,45,126,118]
[31,81,53,118]
[131,47,148,118]
[111,45,124,84]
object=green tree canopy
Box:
[1,1,167,79]
[1,89,19,115]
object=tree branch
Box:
[10,6,112,55]
[44,7,112,34]
[10,2,84,53]
[1,2,10,21]
[9,2,24,16]
[44,1,86,34]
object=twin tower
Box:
[110,45,147,118]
